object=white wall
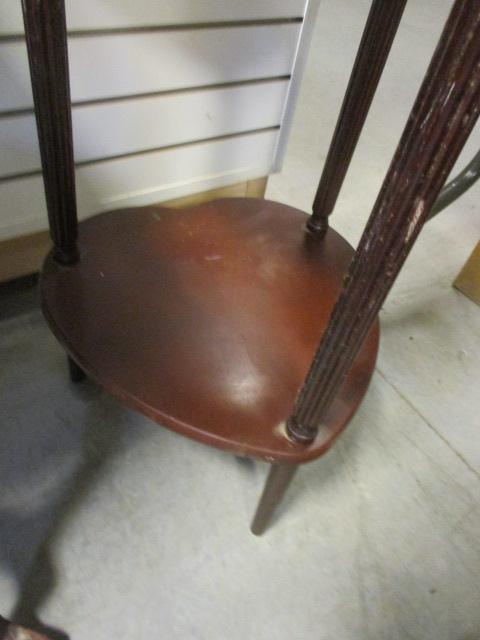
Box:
[0,0,320,240]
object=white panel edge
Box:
[272,0,321,173]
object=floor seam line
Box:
[375,367,480,481]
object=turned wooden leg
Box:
[288,0,480,444]
[308,0,407,234]
[67,355,85,383]
[22,0,79,266]
[251,463,298,536]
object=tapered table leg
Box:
[308,0,407,234]
[251,464,298,535]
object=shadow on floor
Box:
[0,276,136,639]
[6,391,126,640]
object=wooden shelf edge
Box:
[0,177,268,283]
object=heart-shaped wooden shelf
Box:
[41,198,379,463]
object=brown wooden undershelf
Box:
[0,177,267,283]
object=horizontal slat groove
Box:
[0,129,279,239]
[0,17,303,41]
[0,76,291,119]
[0,126,280,183]
[1,23,301,112]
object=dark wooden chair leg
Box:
[22,0,79,265]
[67,355,86,383]
[308,0,407,234]
[288,0,480,444]
[251,463,298,536]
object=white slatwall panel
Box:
[0,130,279,239]
[2,0,306,33]
[0,24,300,111]
[0,1,321,246]
[0,80,288,177]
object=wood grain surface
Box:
[41,198,379,462]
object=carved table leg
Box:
[288,0,480,444]
[251,464,298,536]
[22,0,79,266]
[308,0,407,234]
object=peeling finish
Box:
[289,0,480,443]
[406,199,425,243]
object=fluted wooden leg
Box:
[308,0,407,234]
[288,0,480,444]
[251,464,298,535]
[22,0,79,264]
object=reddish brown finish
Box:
[288,0,480,443]
[41,198,379,463]
[308,0,407,234]
[251,463,298,535]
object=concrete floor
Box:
[1,1,480,638]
